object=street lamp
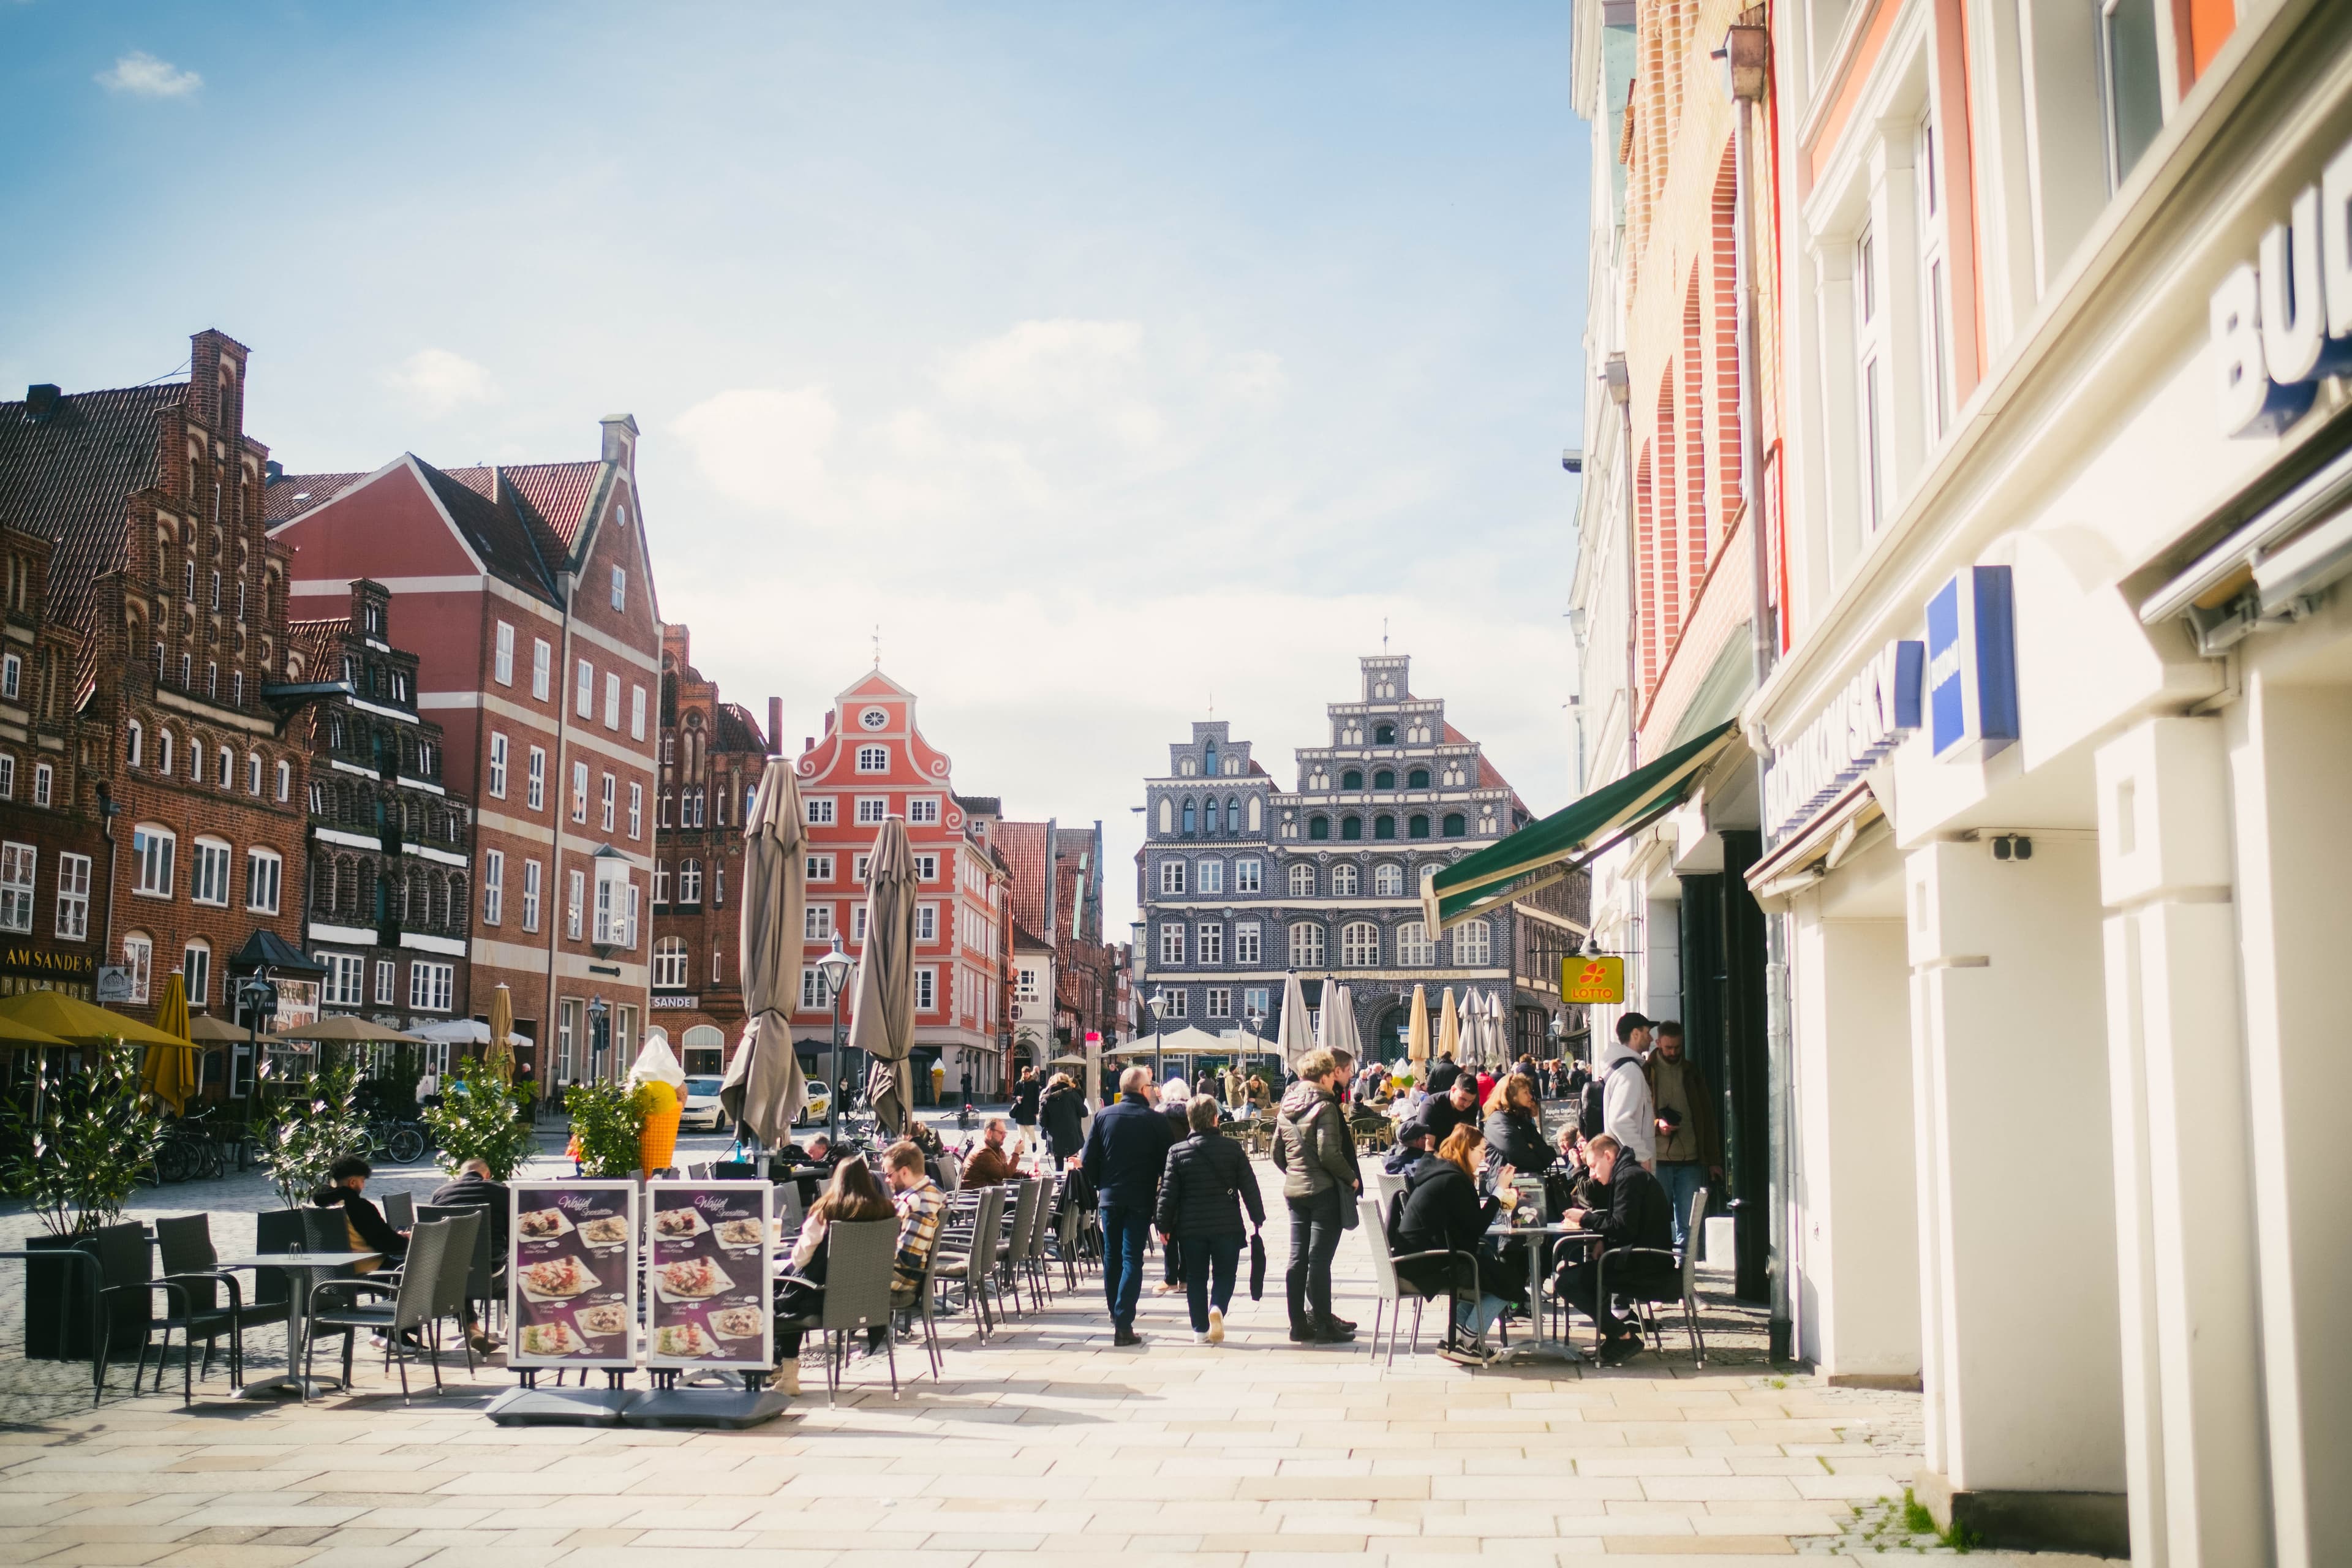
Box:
[1144,990,1166,1089]
[816,934,854,1145]
[586,995,611,1080]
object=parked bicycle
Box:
[148,1110,229,1184]
[366,1114,431,1164]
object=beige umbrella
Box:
[187,1014,247,1044]
[283,1013,424,1043]
[721,758,809,1148]
[1436,986,1461,1066]
[849,817,920,1138]
[1275,972,1315,1069]
[1406,984,1431,1067]
[486,984,514,1080]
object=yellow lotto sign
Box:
[1561,956,1625,1006]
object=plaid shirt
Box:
[890,1178,946,1306]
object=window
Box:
[916,903,937,941]
[1373,813,1396,840]
[1444,812,1466,837]
[376,959,397,1005]
[1917,114,1951,441]
[179,653,190,688]
[494,622,514,685]
[1205,797,1221,834]
[712,951,723,985]
[1289,921,1325,968]
[532,638,552,699]
[127,722,142,768]
[232,671,244,707]
[488,733,509,797]
[409,962,454,1012]
[2101,0,2163,190]
[1197,987,1227,1019]
[605,673,620,730]
[217,745,233,788]
[1155,987,1187,1019]
[1453,920,1491,965]
[1340,921,1379,968]
[1408,814,1430,840]
[0,754,15,800]
[609,565,627,612]
[1408,767,1430,789]
[1159,922,1185,965]
[799,967,824,1009]
[1197,923,1224,965]
[678,859,703,903]
[807,852,835,881]
[856,745,888,773]
[853,904,868,941]
[566,869,585,940]
[853,853,870,883]
[245,752,261,795]
[320,952,364,1008]
[630,685,646,741]
[600,773,616,831]
[527,747,546,810]
[157,730,172,774]
[628,782,643,839]
[32,763,50,807]
[1857,228,1886,533]
[915,968,936,1011]
[182,942,209,1008]
[0,654,18,699]
[907,797,939,824]
[571,761,588,823]
[522,859,542,932]
[1374,864,1404,898]
[122,933,153,1004]
[245,848,282,914]
[276,759,292,802]
[483,849,505,925]
[807,796,835,825]
[1230,921,1259,965]
[913,852,938,881]
[1159,859,1186,895]
[856,796,888,825]
[1396,920,1434,966]
[806,903,834,940]
[653,937,688,989]
[1341,769,1363,791]
[654,861,670,904]
[54,853,89,939]
[1199,859,1224,895]
[0,843,32,933]
[133,825,176,897]
[1181,799,1197,835]
[1330,864,1360,897]
[557,1000,578,1084]
[576,658,594,718]
[1340,816,1362,841]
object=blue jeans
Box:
[1656,1161,1706,1254]
[1177,1234,1242,1333]
[1100,1204,1152,1329]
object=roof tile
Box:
[0,383,184,624]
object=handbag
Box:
[1248,1229,1267,1300]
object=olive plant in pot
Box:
[253,1064,371,1210]
[564,1079,652,1178]
[0,1049,170,1358]
[423,1070,538,1180]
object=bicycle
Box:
[367,1115,430,1164]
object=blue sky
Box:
[2,2,1589,928]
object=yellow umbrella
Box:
[1406,984,1431,1065]
[485,983,514,1082]
[0,988,189,1048]
[1437,987,1461,1063]
[140,972,199,1115]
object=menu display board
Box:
[644,1180,773,1370]
[508,1181,638,1369]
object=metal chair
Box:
[306,1217,454,1399]
[776,1218,899,1403]
[929,1185,1004,1341]
[87,1223,195,1403]
[997,1178,1041,1314]
[1586,1194,1694,1363]
[423,1210,483,1371]
[154,1213,286,1389]
[1357,1196,1495,1366]
[1014,1176,1056,1305]
[417,1204,502,1340]
[1619,1186,1710,1365]
[382,1191,415,1229]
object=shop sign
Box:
[1561,956,1625,1006]
[95,965,133,1003]
[1,946,95,980]
[1763,639,1923,840]
[2211,137,2352,439]
[272,978,320,1035]
[649,993,699,1010]
[1927,566,2019,763]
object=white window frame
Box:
[1197,922,1224,965]
[1206,987,1232,1019]
[1453,920,1492,966]
[907,796,940,824]
[609,565,627,612]
[1289,862,1316,897]
[604,672,621,730]
[677,859,703,904]
[1159,922,1185,966]
[1289,921,1325,968]
[806,796,836,826]
[1235,921,1261,966]
[1340,921,1379,968]
[245,848,282,914]
[483,848,505,925]
[1198,859,1224,895]
[1374,864,1404,898]
[628,782,643,839]
[527,746,546,811]
[0,842,34,933]
[375,958,398,1005]
[319,952,364,1009]
[488,732,508,798]
[1396,919,1433,967]
[630,685,647,741]
[600,772,616,831]
[132,824,176,898]
[1857,226,1887,534]
[532,638,552,699]
[276,758,292,802]
[1236,857,1262,894]
[522,858,542,932]
[32,763,50,808]
[915,967,936,1011]
[806,852,835,881]
[1155,987,1188,1019]
[182,941,210,1008]
[494,621,515,685]
[1916,112,1951,443]
[576,658,595,718]
[1159,859,1186,896]
[916,903,937,942]
[54,852,90,939]
[409,961,454,1013]
[807,903,834,940]
[122,933,153,1003]
[653,937,689,989]
[856,744,888,773]
[566,868,585,940]
[913,852,939,881]
[571,760,588,823]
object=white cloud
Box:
[671,386,839,513]
[96,51,201,98]
[384,349,496,418]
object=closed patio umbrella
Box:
[485,983,514,1078]
[1276,972,1315,1071]
[720,758,809,1150]
[1317,979,1363,1065]
[1437,986,1461,1066]
[140,972,198,1115]
[1406,984,1431,1068]
[849,818,919,1139]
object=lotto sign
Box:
[1561,956,1625,1006]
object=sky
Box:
[1,1,1591,933]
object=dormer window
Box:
[856,745,888,773]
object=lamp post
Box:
[586,995,611,1081]
[816,934,854,1145]
[1144,991,1166,1090]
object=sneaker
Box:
[1207,1307,1226,1344]
[1194,1331,1211,1345]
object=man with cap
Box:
[1599,1012,1658,1171]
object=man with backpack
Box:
[1580,1012,1657,1171]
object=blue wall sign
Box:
[1926,565,2018,763]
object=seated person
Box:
[1392,1125,1523,1361]
[771,1160,897,1394]
[1401,1074,1482,1153]
[1383,1119,1438,1175]
[960,1118,1027,1186]
[1550,1133,1676,1365]
[884,1139,946,1329]
[426,1157,508,1351]
[309,1155,407,1272]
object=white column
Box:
[1907,836,2125,1495]
[2096,717,2267,1568]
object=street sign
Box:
[1561,956,1624,1006]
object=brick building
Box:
[0,523,101,1001]
[290,579,473,1054]
[786,669,1008,1100]
[647,624,771,1077]
[266,418,662,1096]
[0,333,319,1082]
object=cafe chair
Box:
[776,1217,899,1404]
[417,1204,502,1341]
[382,1191,415,1229]
[929,1186,1005,1341]
[88,1222,197,1404]
[1589,1188,1706,1365]
[154,1213,288,1390]
[305,1218,455,1399]
[996,1178,1041,1314]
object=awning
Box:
[2141,420,2352,653]
[1423,722,1742,933]
[1744,778,1886,902]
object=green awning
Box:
[1422,722,1741,932]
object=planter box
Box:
[21,1234,100,1361]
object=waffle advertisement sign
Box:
[507,1182,638,1369]
[644,1180,774,1370]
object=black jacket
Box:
[426,1171,510,1246]
[1080,1092,1176,1210]
[1390,1156,1511,1301]
[1038,1084,1087,1161]
[1578,1159,1676,1277]
[1424,1060,1461,1096]
[1154,1129,1265,1238]
[1403,1092,1480,1151]
[309,1184,407,1259]
[1482,1107,1556,1175]
[1011,1079,1042,1123]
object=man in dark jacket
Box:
[1403,1075,1482,1151]
[311,1155,407,1263]
[1642,1022,1722,1252]
[424,1158,508,1352]
[1080,1065,1177,1345]
[1551,1133,1676,1363]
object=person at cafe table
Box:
[960,1117,1028,1186]
[771,1160,898,1396]
[1549,1133,1675,1365]
[311,1155,407,1270]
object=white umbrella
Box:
[721,758,809,1147]
[1317,979,1364,1066]
[1276,972,1316,1070]
[411,1018,492,1046]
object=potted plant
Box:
[563,1078,652,1178]
[0,1049,169,1357]
[253,1064,370,1210]
[423,1063,538,1181]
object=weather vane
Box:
[872,624,880,669]
[1382,616,1389,654]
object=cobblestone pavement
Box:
[2,1147,2103,1565]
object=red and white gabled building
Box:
[264,417,662,1094]
[790,669,1006,1099]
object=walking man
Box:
[1272,1047,1359,1343]
[1081,1064,1177,1346]
[1643,1022,1721,1251]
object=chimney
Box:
[803,736,815,753]
[769,697,785,758]
[263,459,284,484]
[599,414,639,470]
[24,385,60,422]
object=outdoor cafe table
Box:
[216,1251,380,1401]
[1485,1219,1602,1364]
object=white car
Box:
[679,1076,726,1131]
